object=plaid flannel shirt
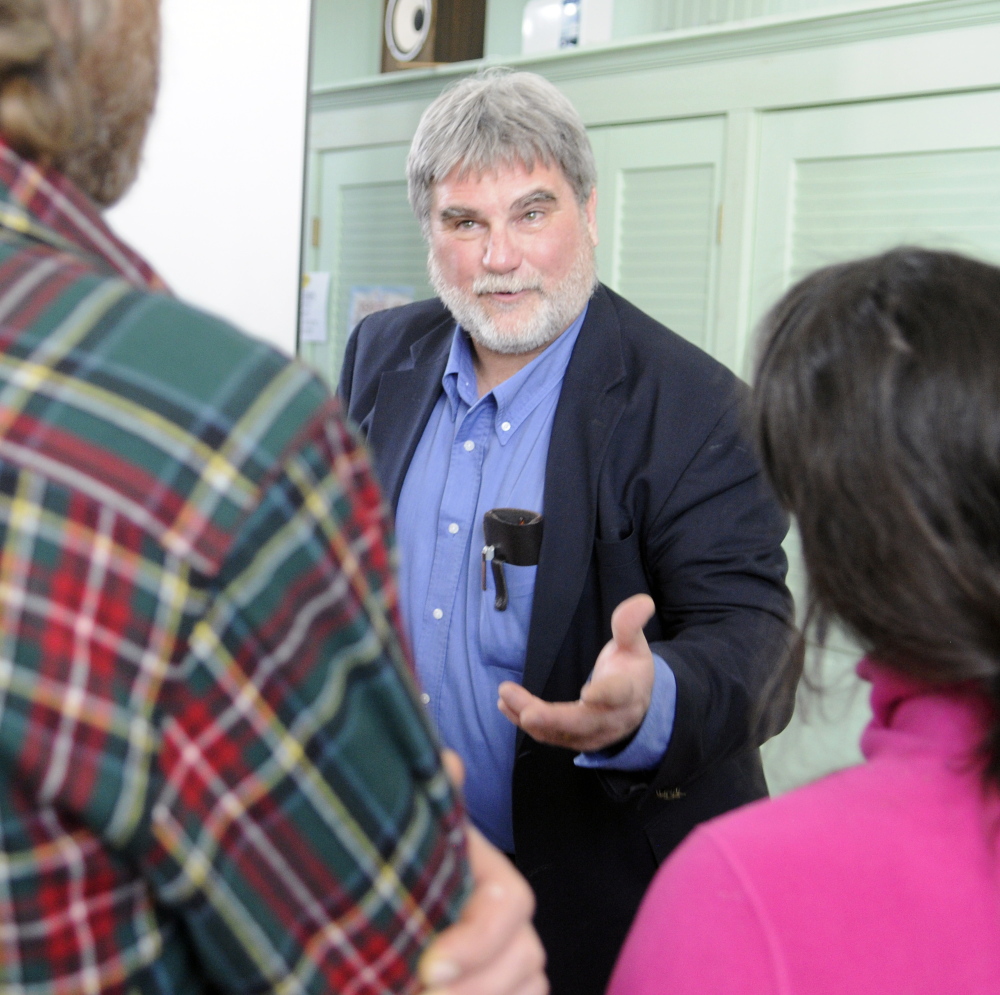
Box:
[0,141,469,994]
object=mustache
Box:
[472,275,543,295]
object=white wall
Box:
[106,0,312,355]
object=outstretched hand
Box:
[497,594,656,753]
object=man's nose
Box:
[482,227,522,272]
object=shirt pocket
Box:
[478,562,537,677]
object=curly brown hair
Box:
[0,0,159,204]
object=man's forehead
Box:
[432,159,571,207]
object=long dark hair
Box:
[751,247,1000,785]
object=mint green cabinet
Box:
[750,89,1000,335]
[590,116,726,354]
[300,143,432,388]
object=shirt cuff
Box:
[574,653,677,772]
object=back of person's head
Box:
[751,247,1000,783]
[0,0,158,205]
[407,67,596,236]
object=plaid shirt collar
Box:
[0,138,167,293]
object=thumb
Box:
[610,594,656,654]
[441,748,466,790]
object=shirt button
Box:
[421,692,431,705]
[501,421,511,432]
[463,440,475,452]
[432,608,444,620]
[448,523,460,534]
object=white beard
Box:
[428,237,597,356]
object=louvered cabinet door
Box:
[750,88,1000,337]
[589,117,726,359]
[302,143,432,388]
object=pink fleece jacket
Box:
[607,658,1000,994]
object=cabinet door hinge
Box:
[311,216,321,249]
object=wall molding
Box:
[310,0,1000,112]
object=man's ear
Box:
[585,187,598,247]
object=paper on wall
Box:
[348,285,415,334]
[300,271,331,343]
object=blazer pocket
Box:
[594,529,648,616]
[595,528,642,570]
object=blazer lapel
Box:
[367,315,453,511]
[522,286,627,700]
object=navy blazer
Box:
[340,284,798,995]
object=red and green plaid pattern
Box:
[0,141,469,994]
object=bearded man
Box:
[0,3,548,994]
[339,68,799,995]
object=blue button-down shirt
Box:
[396,309,676,852]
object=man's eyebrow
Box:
[436,189,558,223]
[511,190,557,212]
[438,205,483,222]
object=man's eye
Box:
[524,210,542,221]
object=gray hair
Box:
[407,67,597,235]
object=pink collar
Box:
[858,656,995,766]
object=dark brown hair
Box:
[751,247,1000,784]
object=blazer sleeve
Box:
[643,393,799,793]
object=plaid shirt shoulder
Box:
[0,195,468,991]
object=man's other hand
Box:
[496,593,656,752]
[417,754,547,995]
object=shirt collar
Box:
[0,139,167,293]
[441,304,589,442]
[442,326,479,411]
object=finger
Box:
[515,699,602,746]
[497,681,536,718]
[441,749,465,790]
[609,594,656,654]
[418,825,535,989]
[497,698,521,727]
[500,684,630,750]
[497,682,534,727]
[422,923,547,995]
